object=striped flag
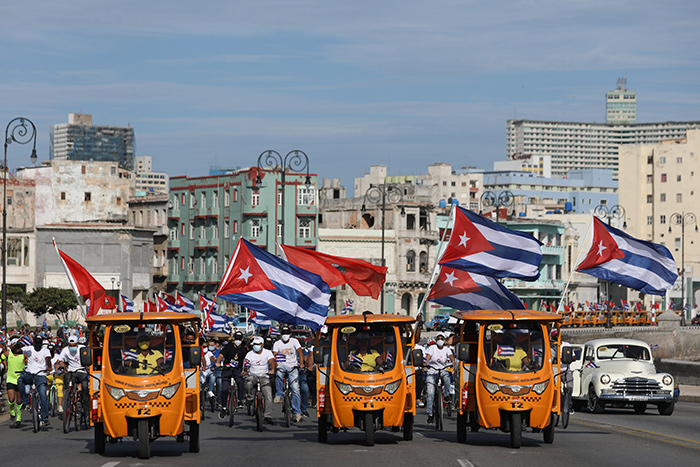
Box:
[249,309,273,327]
[19,335,32,347]
[120,295,135,313]
[175,292,195,313]
[269,327,281,337]
[341,299,354,315]
[496,345,515,357]
[427,266,525,311]
[121,349,139,361]
[348,352,363,368]
[164,349,174,361]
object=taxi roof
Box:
[325,313,415,326]
[452,310,562,322]
[86,311,201,324]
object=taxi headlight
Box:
[600,374,611,385]
[532,380,549,395]
[662,375,673,386]
[161,382,181,400]
[481,379,500,395]
[384,380,402,395]
[335,381,353,395]
[106,384,125,401]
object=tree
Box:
[21,287,79,323]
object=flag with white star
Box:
[215,238,330,331]
[439,206,542,281]
[427,266,525,310]
[576,216,677,295]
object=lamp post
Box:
[361,184,405,313]
[256,150,311,246]
[2,118,37,328]
[594,204,627,229]
[480,190,514,224]
[668,212,697,324]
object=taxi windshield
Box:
[336,324,399,374]
[108,323,177,377]
[483,322,545,373]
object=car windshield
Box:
[596,344,650,361]
[336,324,399,374]
[483,322,545,373]
[108,323,177,376]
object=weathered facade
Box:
[128,193,169,293]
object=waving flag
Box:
[175,292,195,313]
[199,293,218,315]
[53,239,106,318]
[121,295,135,313]
[249,309,272,327]
[427,266,525,311]
[622,300,630,311]
[496,345,515,357]
[439,206,542,280]
[215,238,330,331]
[342,299,354,315]
[269,326,281,337]
[156,295,180,313]
[164,349,174,361]
[348,352,364,368]
[121,349,139,361]
[279,244,387,299]
[19,335,32,347]
[204,310,234,334]
[144,299,157,313]
[577,217,678,295]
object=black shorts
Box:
[6,382,18,391]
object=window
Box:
[677,193,682,202]
[419,251,428,273]
[116,197,121,206]
[181,193,186,205]
[212,257,218,275]
[212,223,218,239]
[451,181,456,186]
[647,155,653,164]
[84,192,91,202]
[180,257,185,270]
[169,229,177,241]
[200,192,206,208]
[647,216,653,225]
[81,165,86,174]
[172,196,178,210]
[677,175,682,182]
[675,238,681,249]
[252,190,260,207]
[659,156,666,164]
[297,187,315,205]
[213,191,219,208]
[224,221,230,238]
[646,195,653,203]
[406,250,416,272]
[199,257,206,275]
[189,223,195,239]
[277,221,283,238]
[660,193,666,202]
[188,257,194,273]
[661,174,667,182]
[277,190,283,206]
[299,220,311,238]
[233,189,238,202]
[189,194,196,208]
[224,190,230,206]
[660,215,666,224]
[251,220,260,237]
[677,157,683,164]
[172,259,178,274]
[200,225,206,240]
[646,175,653,183]
[233,220,238,234]
[406,214,416,230]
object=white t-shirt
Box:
[22,346,52,375]
[272,338,301,370]
[244,349,275,377]
[425,344,453,372]
[59,345,87,373]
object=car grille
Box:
[611,377,661,394]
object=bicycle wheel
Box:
[435,386,444,431]
[228,392,236,428]
[199,390,206,421]
[561,389,571,429]
[31,393,40,433]
[255,392,264,432]
[445,390,453,418]
[74,394,82,432]
[49,386,58,417]
[63,391,71,433]
[283,390,291,428]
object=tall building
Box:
[606,77,637,124]
[134,156,168,195]
[51,113,135,170]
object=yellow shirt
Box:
[131,349,164,375]
[352,350,380,372]
[493,346,528,372]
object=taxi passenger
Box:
[346,333,384,372]
[130,334,164,375]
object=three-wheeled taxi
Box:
[452,310,572,448]
[314,312,422,446]
[80,312,202,459]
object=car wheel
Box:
[588,385,604,414]
[657,400,674,416]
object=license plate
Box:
[627,396,648,401]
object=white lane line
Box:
[458,459,475,467]
[100,462,120,467]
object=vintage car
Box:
[569,338,674,415]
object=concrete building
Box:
[606,77,637,124]
[168,167,319,300]
[619,128,700,319]
[51,113,136,170]
[18,160,134,225]
[134,156,169,195]
[494,154,552,178]
[128,193,169,293]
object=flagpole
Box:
[53,238,87,318]
[416,203,456,319]
[556,215,594,313]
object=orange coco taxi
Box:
[80,312,202,459]
[452,309,572,448]
[314,312,422,446]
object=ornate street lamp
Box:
[361,184,405,313]
[480,190,515,224]
[594,204,626,229]
[669,212,697,324]
[2,117,38,327]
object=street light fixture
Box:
[255,150,311,245]
[594,204,627,229]
[361,184,405,313]
[668,212,697,324]
[2,117,37,328]
[480,190,515,224]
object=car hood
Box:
[597,359,657,377]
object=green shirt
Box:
[7,352,25,385]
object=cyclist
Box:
[49,344,65,414]
[4,339,25,427]
[59,335,89,418]
[216,331,247,417]
[424,333,454,425]
[242,336,276,425]
[272,325,304,423]
[18,336,52,427]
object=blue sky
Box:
[2,0,699,195]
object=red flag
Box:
[53,239,105,318]
[279,244,387,300]
[144,299,156,313]
[103,295,117,310]
[427,266,480,300]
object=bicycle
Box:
[63,374,87,433]
[280,369,294,428]
[246,377,266,432]
[218,374,238,428]
[429,369,451,431]
[17,371,41,433]
[48,378,59,418]
[559,368,573,429]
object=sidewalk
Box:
[679,384,700,403]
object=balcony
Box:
[541,245,565,256]
[503,278,565,291]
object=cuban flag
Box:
[427,266,525,311]
[243,358,251,370]
[250,309,273,327]
[175,292,195,313]
[385,352,394,365]
[622,300,630,311]
[215,238,330,331]
[156,295,181,313]
[205,310,234,334]
[199,293,218,316]
[19,335,32,347]
[348,352,364,368]
[585,361,599,369]
[121,349,139,361]
[121,295,135,313]
[532,347,543,359]
[268,327,281,338]
[496,345,515,357]
[163,349,174,361]
[577,217,678,295]
[275,353,287,363]
[439,206,543,281]
[341,299,354,315]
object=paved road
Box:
[2,401,699,466]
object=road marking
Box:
[573,419,700,451]
[100,462,120,467]
[457,459,475,467]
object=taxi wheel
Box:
[137,420,150,460]
[657,401,674,416]
[189,421,200,453]
[318,413,328,443]
[588,386,604,414]
[509,412,522,449]
[456,413,467,443]
[94,422,106,454]
[364,413,375,447]
[543,413,555,444]
[403,413,414,441]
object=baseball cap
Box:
[233,331,243,339]
[252,336,264,345]
[280,325,291,334]
[68,335,78,344]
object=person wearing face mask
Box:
[130,333,164,375]
[59,334,89,419]
[216,331,248,417]
[272,325,304,422]
[242,335,276,425]
[19,336,53,427]
[424,333,454,425]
